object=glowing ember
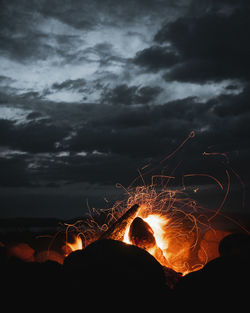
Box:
[129,216,156,249]
[124,213,168,251]
[123,213,171,270]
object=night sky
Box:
[1,0,250,219]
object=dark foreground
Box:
[1,232,250,310]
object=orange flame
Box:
[65,236,83,255]
[123,212,172,271]
[124,214,168,251]
[115,183,212,275]
[143,214,169,253]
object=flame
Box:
[62,184,215,274]
[123,213,168,247]
[65,236,83,255]
[123,212,170,269]
[116,183,202,273]
[143,214,168,251]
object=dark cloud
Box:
[0,0,188,64]
[93,106,153,129]
[1,82,250,187]
[0,90,42,105]
[0,1,52,61]
[2,84,249,162]
[41,153,143,186]
[0,75,15,85]
[155,5,250,52]
[0,90,249,217]
[0,156,31,187]
[0,1,83,63]
[101,84,162,105]
[0,119,71,153]
[52,78,87,91]
[0,31,56,62]
[61,98,205,161]
[163,58,246,83]
[0,0,36,34]
[212,84,250,117]
[134,45,180,71]
[69,125,164,158]
[134,86,163,104]
[93,96,205,131]
[166,9,250,82]
[65,88,250,165]
[134,7,250,83]
[39,0,187,29]
[1,0,250,218]
[58,42,129,68]
[208,0,250,13]
[26,111,43,120]
[102,84,136,105]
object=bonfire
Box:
[65,184,229,276]
[62,131,248,276]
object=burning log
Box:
[99,204,140,241]
[127,216,181,288]
[129,217,156,250]
[128,216,169,267]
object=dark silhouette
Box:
[218,232,250,258]
[63,239,171,305]
[174,232,250,306]
[1,255,63,309]
[1,232,250,309]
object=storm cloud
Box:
[135,4,250,83]
[0,0,250,218]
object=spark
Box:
[160,131,195,164]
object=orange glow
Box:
[61,182,233,275]
[65,235,83,255]
[114,182,221,274]
[143,214,169,252]
[123,214,168,248]
[123,212,171,269]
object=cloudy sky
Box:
[1,0,250,218]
